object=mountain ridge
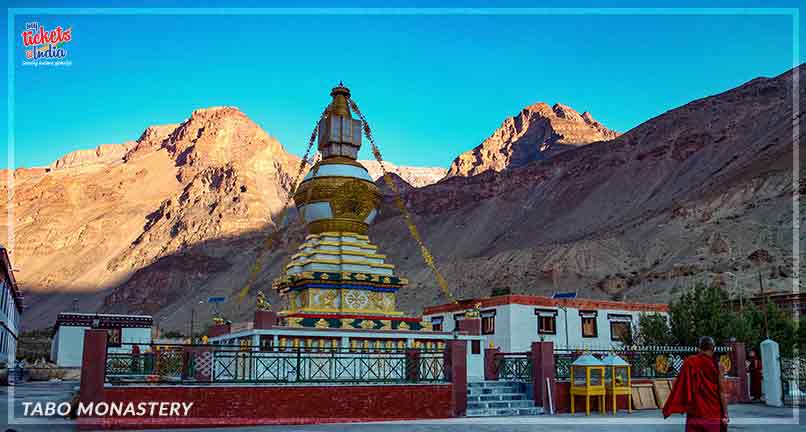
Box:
[5,65,800,330]
[446,101,619,177]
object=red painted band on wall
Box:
[91,383,454,429]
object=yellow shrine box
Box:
[602,353,632,414]
[570,354,605,415]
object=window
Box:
[259,335,273,351]
[535,309,558,335]
[471,340,481,354]
[431,316,444,332]
[481,310,496,335]
[105,328,122,347]
[608,314,633,342]
[580,311,598,338]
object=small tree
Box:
[666,281,799,354]
[763,302,797,356]
[631,313,675,346]
[725,303,763,348]
[669,282,734,346]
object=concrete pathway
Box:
[1,381,802,431]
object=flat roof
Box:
[423,294,669,315]
[54,312,153,333]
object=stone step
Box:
[467,393,526,402]
[465,407,544,417]
[468,381,522,388]
[467,400,535,410]
[467,386,523,395]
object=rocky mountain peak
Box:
[147,107,291,184]
[49,142,135,170]
[359,160,447,188]
[125,124,179,162]
[551,103,583,122]
[446,101,619,177]
[137,124,178,145]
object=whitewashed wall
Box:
[52,326,153,367]
[424,303,668,353]
[0,279,21,365]
[210,328,485,380]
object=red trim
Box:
[423,294,669,315]
[284,313,423,323]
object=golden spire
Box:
[316,82,362,159]
[328,82,352,118]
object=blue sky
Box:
[3,1,804,169]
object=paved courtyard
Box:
[1,381,803,431]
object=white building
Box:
[423,294,669,352]
[0,246,23,366]
[50,313,153,367]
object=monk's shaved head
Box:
[698,336,715,352]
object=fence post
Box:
[484,347,500,380]
[406,348,421,381]
[79,329,108,404]
[446,340,468,417]
[207,323,231,338]
[727,342,749,403]
[531,341,555,412]
[254,310,278,329]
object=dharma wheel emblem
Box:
[719,355,732,374]
[655,354,670,374]
[331,180,375,220]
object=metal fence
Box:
[781,354,805,406]
[554,345,735,380]
[495,352,533,381]
[105,343,449,385]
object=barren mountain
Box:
[446,102,618,177]
[2,106,302,328]
[6,66,801,331]
[359,160,446,188]
[386,66,800,313]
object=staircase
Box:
[466,381,544,417]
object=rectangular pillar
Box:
[760,339,782,406]
[254,310,278,329]
[406,349,421,381]
[446,340,468,416]
[79,329,108,404]
[207,323,231,338]
[727,342,749,403]
[457,318,481,335]
[531,341,555,412]
[484,347,500,380]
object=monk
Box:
[747,348,763,401]
[663,336,729,432]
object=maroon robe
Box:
[663,353,726,432]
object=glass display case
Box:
[570,354,606,415]
[602,353,632,414]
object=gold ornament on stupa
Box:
[272,83,425,331]
[256,290,272,311]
